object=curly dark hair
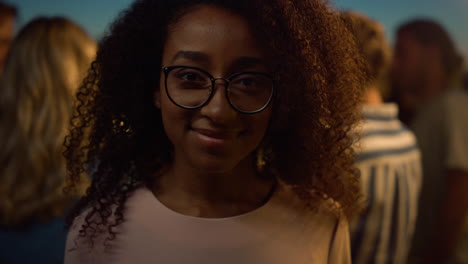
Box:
[65,0,365,243]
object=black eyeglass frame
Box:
[161,65,276,114]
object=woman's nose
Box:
[199,79,237,124]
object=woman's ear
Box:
[154,90,161,109]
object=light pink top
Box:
[65,183,351,264]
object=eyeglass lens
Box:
[166,66,273,113]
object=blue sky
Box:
[9,0,468,60]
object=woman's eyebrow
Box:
[171,50,210,64]
[170,52,265,71]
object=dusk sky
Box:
[9,0,468,61]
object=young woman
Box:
[64,0,365,263]
[0,17,96,263]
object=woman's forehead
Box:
[168,5,252,39]
[162,5,265,71]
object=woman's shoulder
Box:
[64,187,150,263]
[267,182,351,262]
[282,188,351,263]
[64,208,111,263]
[272,181,346,227]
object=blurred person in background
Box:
[341,12,422,264]
[392,19,468,264]
[0,17,96,263]
[0,1,17,76]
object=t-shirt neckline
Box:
[142,182,278,222]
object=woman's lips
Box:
[190,128,238,147]
[192,128,231,139]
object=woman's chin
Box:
[188,158,238,174]
[184,152,252,175]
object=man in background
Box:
[392,19,468,264]
[342,12,422,264]
[0,2,17,76]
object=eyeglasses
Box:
[161,65,275,114]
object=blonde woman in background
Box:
[0,17,96,264]
[341,12,422,264]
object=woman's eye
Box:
[239,78,255,86]
[175,71,205,82]
[182,73,199,81]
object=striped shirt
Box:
[351,103,422,264]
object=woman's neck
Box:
[151,155,276,218]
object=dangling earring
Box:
[256,146,267,173]
[256,142,274,174]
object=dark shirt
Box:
[0,216,67,264]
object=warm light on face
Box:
[157,5,273,173]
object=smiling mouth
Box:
[191,128,234,140]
